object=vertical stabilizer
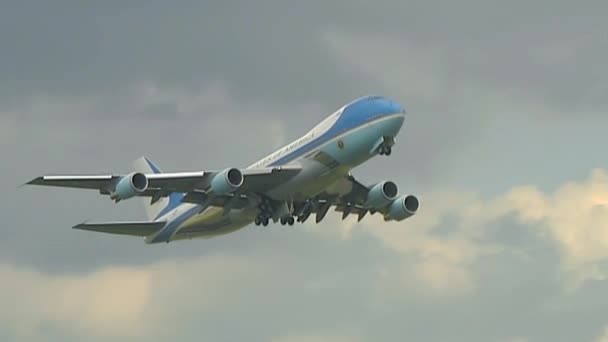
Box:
[132,157,183,220]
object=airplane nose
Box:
[376,96,405,115]
[387,101,406,134]
[391,100,406,114]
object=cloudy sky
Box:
[2,1,608,341]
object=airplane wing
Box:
[324,174,379,221]
[327,174,419,222]
[26,175,119,190]
[27,165,301,195]
[291,173,413,223]
[329,173,371,203]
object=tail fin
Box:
[132,156,184,221]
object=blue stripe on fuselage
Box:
[154,192,186,220]
[149,205,201,243]
[269,96,404,167]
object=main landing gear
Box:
[254,215,296,227]
[253,196,297,227]
[280,216,295,226]
[254,216,269,226]
[255,196,273,227]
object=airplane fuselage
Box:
[146,96,406,243]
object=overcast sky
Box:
[2,1,608,341]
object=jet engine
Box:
[210,168,244,194]
[385,195,420,221]
[365,181,399,209]
[111,172,148,201]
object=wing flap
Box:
[146,171,211,192]
[73,221,166,237]
[324,174,370,203]
[312,173,391,218]
[238,165,302,193]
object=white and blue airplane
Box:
[27,95,420,244]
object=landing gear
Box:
[255,196,274,227]
[279,216,295,226]
[376,136,394,156]
[378,145,392,156]
[256,215,294,227]
[297,211,312,223]
[254,196,298,228]
[254,215,270,227]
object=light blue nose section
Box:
[382,97,406,115]
[325,116,403,166]
[322,96,407,167]
[371,97,406,137]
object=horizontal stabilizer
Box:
[73,221,166,237]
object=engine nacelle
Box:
[365,181,399,209]
[385,195,420,221]
[210,168,244,194]
[111,172,148,201]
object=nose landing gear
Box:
[378,145,392,156]
[373,136,395,156]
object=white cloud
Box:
[412,258,476,294]
[0,255,270,339]
[501,338,529,342]
[353,169,608,292]
[335,190,501,295]
[596,325,608,342]
[272,332,360,342]
[503,169,608,288]
[0,263,150,338]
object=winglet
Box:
[23,176,44,187]
[72,218,92,229]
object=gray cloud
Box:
[0,1,374,106]
[3,1,606,111]
[3,1,608,341]
[5,0,607,189]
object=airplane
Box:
[26,95,420,244]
